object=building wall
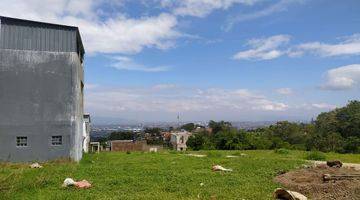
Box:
[170,132,191,151]
[70,48,84,162]
[0,16,84,60]
[111,140,147,152]
[143,145,163,152]
[83,115,91,153]
[0,49,84,162]
[110,140,164,152]
[0,20,77,53]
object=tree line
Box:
[187,100,360,153]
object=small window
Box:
[51,136,62,146]
[16,136,28,147]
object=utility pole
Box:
[177,113,180,129]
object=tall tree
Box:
[180,123,196,132]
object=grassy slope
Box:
[0,150,359,200]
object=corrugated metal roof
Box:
[0,16,84,62]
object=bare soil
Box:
[274,165,360,200]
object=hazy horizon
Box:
[90,116,310,126]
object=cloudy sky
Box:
[1,0,360,123]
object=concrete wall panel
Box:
[0,49,83,162]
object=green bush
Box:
[343,137,360,153]
[274,148,290,155]
[305,151,326,161]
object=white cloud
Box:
[276,88,293,95]
[85,85,346,121]
[161,0,259,17]
[311,103,336,110]
[85,84,99,90]
[297,34,360,57]
[233,35,291,60]
[200,88,288,111]
[233,33,360,61]
[258,103,288,111]
[293,103,337,111]
[224,0,305,31]
[85,86,289,118]
[321,64,360,90]
[0,0,180,54]
[152,84,178,90]
[110,56,170,72]
[68,13,180,54]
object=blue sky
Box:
[1,0,360,123]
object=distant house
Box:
[170,130,192,151]
[0,16,85,162]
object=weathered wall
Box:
[111,140,147,152]
[70,49,84,162]
[0,49,83,162]
[0,20,77,53]
[110,140,164,152]
[0,16,84,62]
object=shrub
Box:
[343,137,360,153]
[305,151,326,161]
[274,148,290,155]
[290,144,306,151]
[187,134,205,151]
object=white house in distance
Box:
[170,130,192,151]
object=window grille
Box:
[16,136,27,147]
[51,136,62,146]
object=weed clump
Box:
[305,151,326,161]
[168,150,179,154]
[274,148,290,155]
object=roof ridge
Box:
[0,15,78,29]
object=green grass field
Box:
[1,150,359,200]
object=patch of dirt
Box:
[274,165,360,200]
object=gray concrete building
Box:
[0,16,85,162]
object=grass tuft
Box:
[305,151,326,161]
[206,151,222,158]
[274,148,290,155]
